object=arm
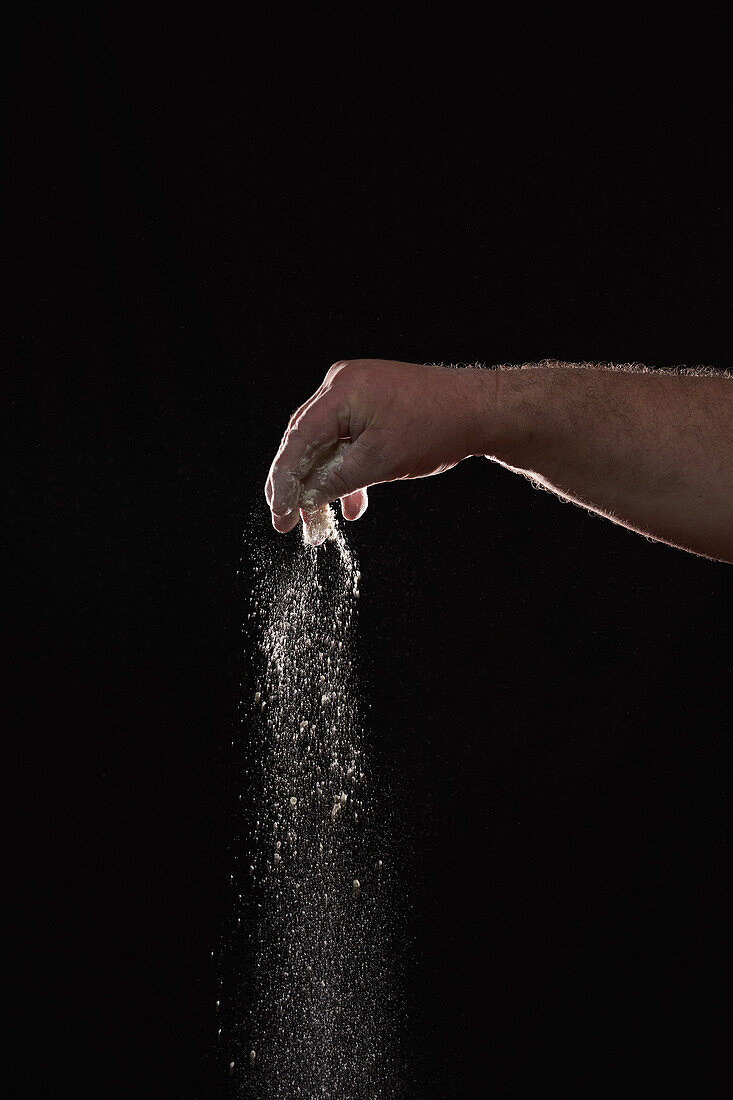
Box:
[265,358,733,564]
[486,360,733,563]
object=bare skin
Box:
[264,359,733,564]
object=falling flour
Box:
[301,503,338,547]
[227,509,401,1098]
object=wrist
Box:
[452,366,521,463]
[477,365,553,467]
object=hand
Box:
[264,359,494,533]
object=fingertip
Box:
[271,508,300,534]
[340,488,368,522]
[270,464,304,520]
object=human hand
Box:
[264,359,495,534]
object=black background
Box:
[15,5,732,1097]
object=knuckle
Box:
[325,360,351,385]
[326,359,372,398]
[327,359,369,382]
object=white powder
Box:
[229,508,401,1098]
[301,502,338,547]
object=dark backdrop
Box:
[15,6,731,1097]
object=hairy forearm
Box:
[479,360,733,563]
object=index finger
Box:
[267,392,351,524]
[265,387,324,511]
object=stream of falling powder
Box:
[233,507,401,1098]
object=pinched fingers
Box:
[265,390,351,528]
[265,387,324,513]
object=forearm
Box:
[480,360,733,563]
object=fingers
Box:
[265,387,326,512]
[266,390,351,524]
[271,474,368,534]
[271,507,302,534]
[340,488,369,521]
[265,363,357,517]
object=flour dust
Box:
[224,512,402,1098]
